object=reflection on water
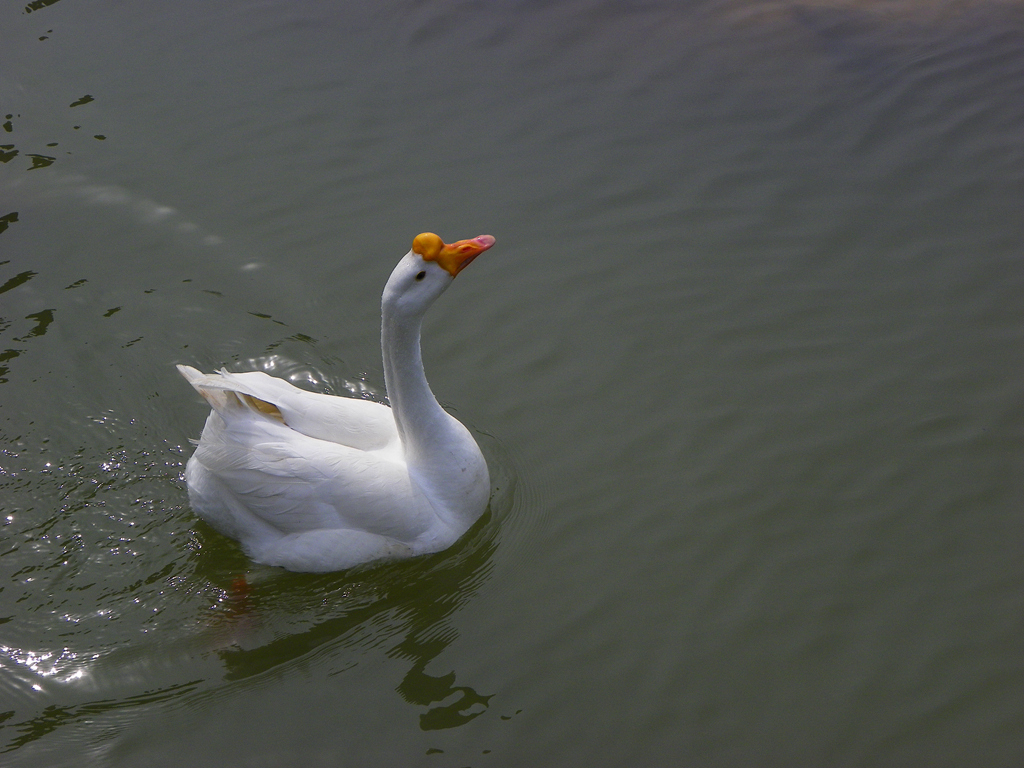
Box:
[1,510,505,753]
[0,351,516,754]
[214,511,500,729]
[392,633,494,731]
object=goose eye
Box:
[415,271,426,281]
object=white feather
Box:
[178,234,495,572]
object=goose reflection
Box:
[208,509,501,729]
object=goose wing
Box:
[188,413,434,542]
[177,365,399,452]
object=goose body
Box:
[178,232,495,572]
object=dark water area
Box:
[2,1,1023,765]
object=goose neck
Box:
[381,308,447,458]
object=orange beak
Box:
[413,233,496,277]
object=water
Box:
[2,0,1023,765]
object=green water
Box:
[2,1,1023,765]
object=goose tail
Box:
[176,365,284,422]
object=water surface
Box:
[2,1,1023,765]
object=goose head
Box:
[382,232,496,318]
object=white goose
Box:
[177,232,495,572]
